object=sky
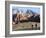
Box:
[12,7,40,14]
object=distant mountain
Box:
[12,9,40,23]
[25,9,40,22]
[26,10,35,14]
[26,9,40,15]
[13,9,39,15]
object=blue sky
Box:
[12,7,40,14]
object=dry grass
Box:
[12,22,40,31]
